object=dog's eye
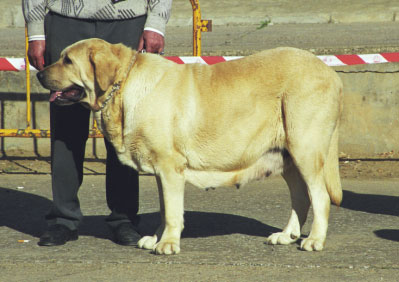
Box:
[64,56,72,65]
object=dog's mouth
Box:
[49,85,85,104]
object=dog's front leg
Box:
[138,165,185,255]
[154,170,185,255]
[137,176,165,251]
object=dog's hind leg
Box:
[266,159,310,246]
[290,147,331,251]
[294,123,342,251]
[300,173,330,250]
[284,112,340,251]
[275,80,341,251]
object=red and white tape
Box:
[1,53,399,71]
[167,53,399,66]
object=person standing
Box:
[22,0,172,246]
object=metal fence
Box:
[0,0,211,138]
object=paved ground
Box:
[0,169,398,281]
[0,0,399,281]
[2,0,399,57]
[2,22,399,57]
[2,158,399,179]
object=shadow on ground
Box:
[1,187,397,243]
[0,187,279,241]
[0,187,50,237]
[342,190,399,242]
[139,211,281,239]
[342,190,399,216]
[374,229,399,242]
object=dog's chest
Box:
[118,128,157,173]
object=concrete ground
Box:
[0,0,398,281]
[0,168,398,281]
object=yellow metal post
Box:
[25,26,31,130]
[190,0,212,56]
[190,0,201,56]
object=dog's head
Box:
[37,38,133,110]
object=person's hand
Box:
[137,30,164,54]
[27,40,46,70]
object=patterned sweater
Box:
[22,0,172,40]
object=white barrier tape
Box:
[0,57,36,71]
[1,53,399,71]
[358,54,389,64]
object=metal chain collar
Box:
[98,53,136,111]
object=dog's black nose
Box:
[36,71,44,82]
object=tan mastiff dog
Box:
[37,38,343,255]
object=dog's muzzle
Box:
[37,71,85,105]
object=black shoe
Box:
[38,224,78,246]
[112,222,141,246]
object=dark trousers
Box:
[44,12,145,230]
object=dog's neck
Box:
[97,81,122,111]
[97,51,137,112]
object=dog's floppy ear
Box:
[90,45,121,92]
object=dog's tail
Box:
[324,122,343,206]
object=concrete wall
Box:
[334,63,399,158]
[0,62,398,159]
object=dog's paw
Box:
[137,235,158,250]
[300,237,324,251]
[266,232,298,245]
[154,240,180,255]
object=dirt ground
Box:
[0,158,398,179]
